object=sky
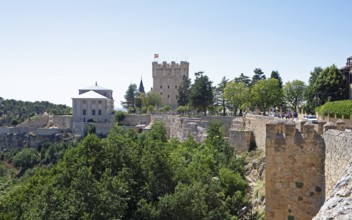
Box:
[0,0,351,108]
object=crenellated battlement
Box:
[265,119,325,220]
[152,61,189,69]
[152,61,190,108]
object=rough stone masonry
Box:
[265,120,325,220]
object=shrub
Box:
[114,110,126,124]
[87,123,96,135]
[317,100,352,119]
[12,148,39,169]
[162,105,171,113]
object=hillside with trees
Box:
[0,97,71,126]
[0,121,259,219]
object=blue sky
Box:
[0,0,351,107]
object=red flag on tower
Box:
[154,54,159,58]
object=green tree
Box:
[12,148,39,171]
[304,67,323,113]
[0,120,250,219]
[144,91,162,109]
[283,80,306,111]
[114,110,126,124]
[214,77,229,116]
[205,120,234,166]
[224,81,251,116]
[314,65,348,105]
[234,73,251,87]
[177,75,191,106]
[270,70,283,89]
[251,78,282,115]
[250,68,266,87]
[123,83,137,112]
[190,72,214,116]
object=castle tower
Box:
[152,61,189,108]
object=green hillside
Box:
[0,97,71,126]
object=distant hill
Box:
[0,97,71,126]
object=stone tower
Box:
[265,120,325,220]
[152,61,189,108]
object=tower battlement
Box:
[152,61,190,108]
[152,61,189,69]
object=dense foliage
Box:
[251,78,282,115]
[316,100,352,119]
[177,75,191,106]
[190,72,214,116]
[214,77,229,116]
[283,80,306,111]
[304,65,348,113]
[0,97,71,126]
[0,121,250,219]
[122,83,138,112]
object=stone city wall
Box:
[52,115,72,129]
[16,115,49,128]
[313,162,352,219]
[121,114,151,126]
[0,128,72,148]
[0,127,37,134]
[318,115,352,128]
[72,122,114,136]
[324,129,352,197]
[36,128,66,136]
[265,120,325,220]
[245,115,275,150]
[151,115,207,142]
[94,123,114,136]
[146,114,271,152]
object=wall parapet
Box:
[265,120,325,220]
[324,129,352,197]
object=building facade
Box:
[340,56,352,99]
[72,83,114,123]
[152,61,189,108]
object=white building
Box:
[72,83,114,123]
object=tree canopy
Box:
[123,83,138,112]
[283,80,306,111]
[234,73,251,87]
[215,77,229,116]
[177,75,191,106]
[224,81,251,116]
[0,97,71,126]
[251,78,282,114]
[250,68,266,87]
[190,72,214,116]
[0,122,250,219]
[314,65,348,104]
